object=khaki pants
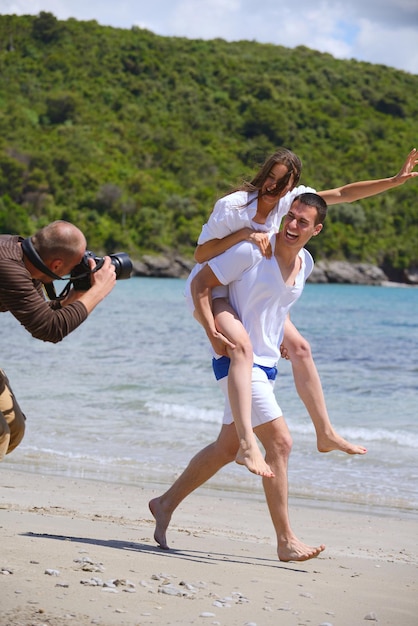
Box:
[0,369,26,460]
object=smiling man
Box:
[150,192,329,563]
[193,192,326,364]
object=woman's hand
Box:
[394,147,418,183]
[248,231,272,258]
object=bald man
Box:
[0,220,117,458]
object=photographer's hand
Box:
[64,256,116,314]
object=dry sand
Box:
[0,467,417,626]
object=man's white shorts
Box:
[217,365,283,428]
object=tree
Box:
[32,12,62,43]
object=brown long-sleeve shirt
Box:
[0,235,88,343]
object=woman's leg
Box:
[282,318,367,455]
[212,298,274,477]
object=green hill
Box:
[0,11,417,275]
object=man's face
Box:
[281,201,323,248]
[43,247,86,282]
[58,248,86,276]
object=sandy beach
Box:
[0,467,417,626]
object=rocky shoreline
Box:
[131,254,418,286]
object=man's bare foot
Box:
[149,497,171,550]
[278,537,326,562]
[235,439,275,477]
[317,431,367,455]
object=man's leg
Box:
[254,417,325,562]
[0,413,10,460]
[0,369,26,460]
[282,318,366,455]
[149,424,239,549]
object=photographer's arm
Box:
[61,256,116,314]
[0,258,87,343]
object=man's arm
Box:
[319,148,418,205]
[191,264,235,355]
[60,256,116,315]
[0,256,116,344]
[0,265,87,343]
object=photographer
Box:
[0,220,117,460]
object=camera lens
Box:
[110,253,133,280]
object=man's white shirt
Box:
[209,235,314,366]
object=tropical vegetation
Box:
[0,12,417,275]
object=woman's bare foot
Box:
[317,430,367,455]
[235,439,275,477]
[278,536,326,562]
[148,497,171,550]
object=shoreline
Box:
[132,256,418,287]
[1,467,417,626]
[5,458,418,518]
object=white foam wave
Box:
[143,401,418,449]
[144,400,222,424]
[284,419,418,448]
[336,426,418,448]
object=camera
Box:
[71,251,133,290]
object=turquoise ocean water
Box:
[2,277,418,514]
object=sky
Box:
[1,0,418,75]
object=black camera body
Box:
[71,251,133,290]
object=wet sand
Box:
[1,468,417,626]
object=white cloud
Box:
[1,0,417,74]
[355,19,418,73]
[168,0,241,39]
